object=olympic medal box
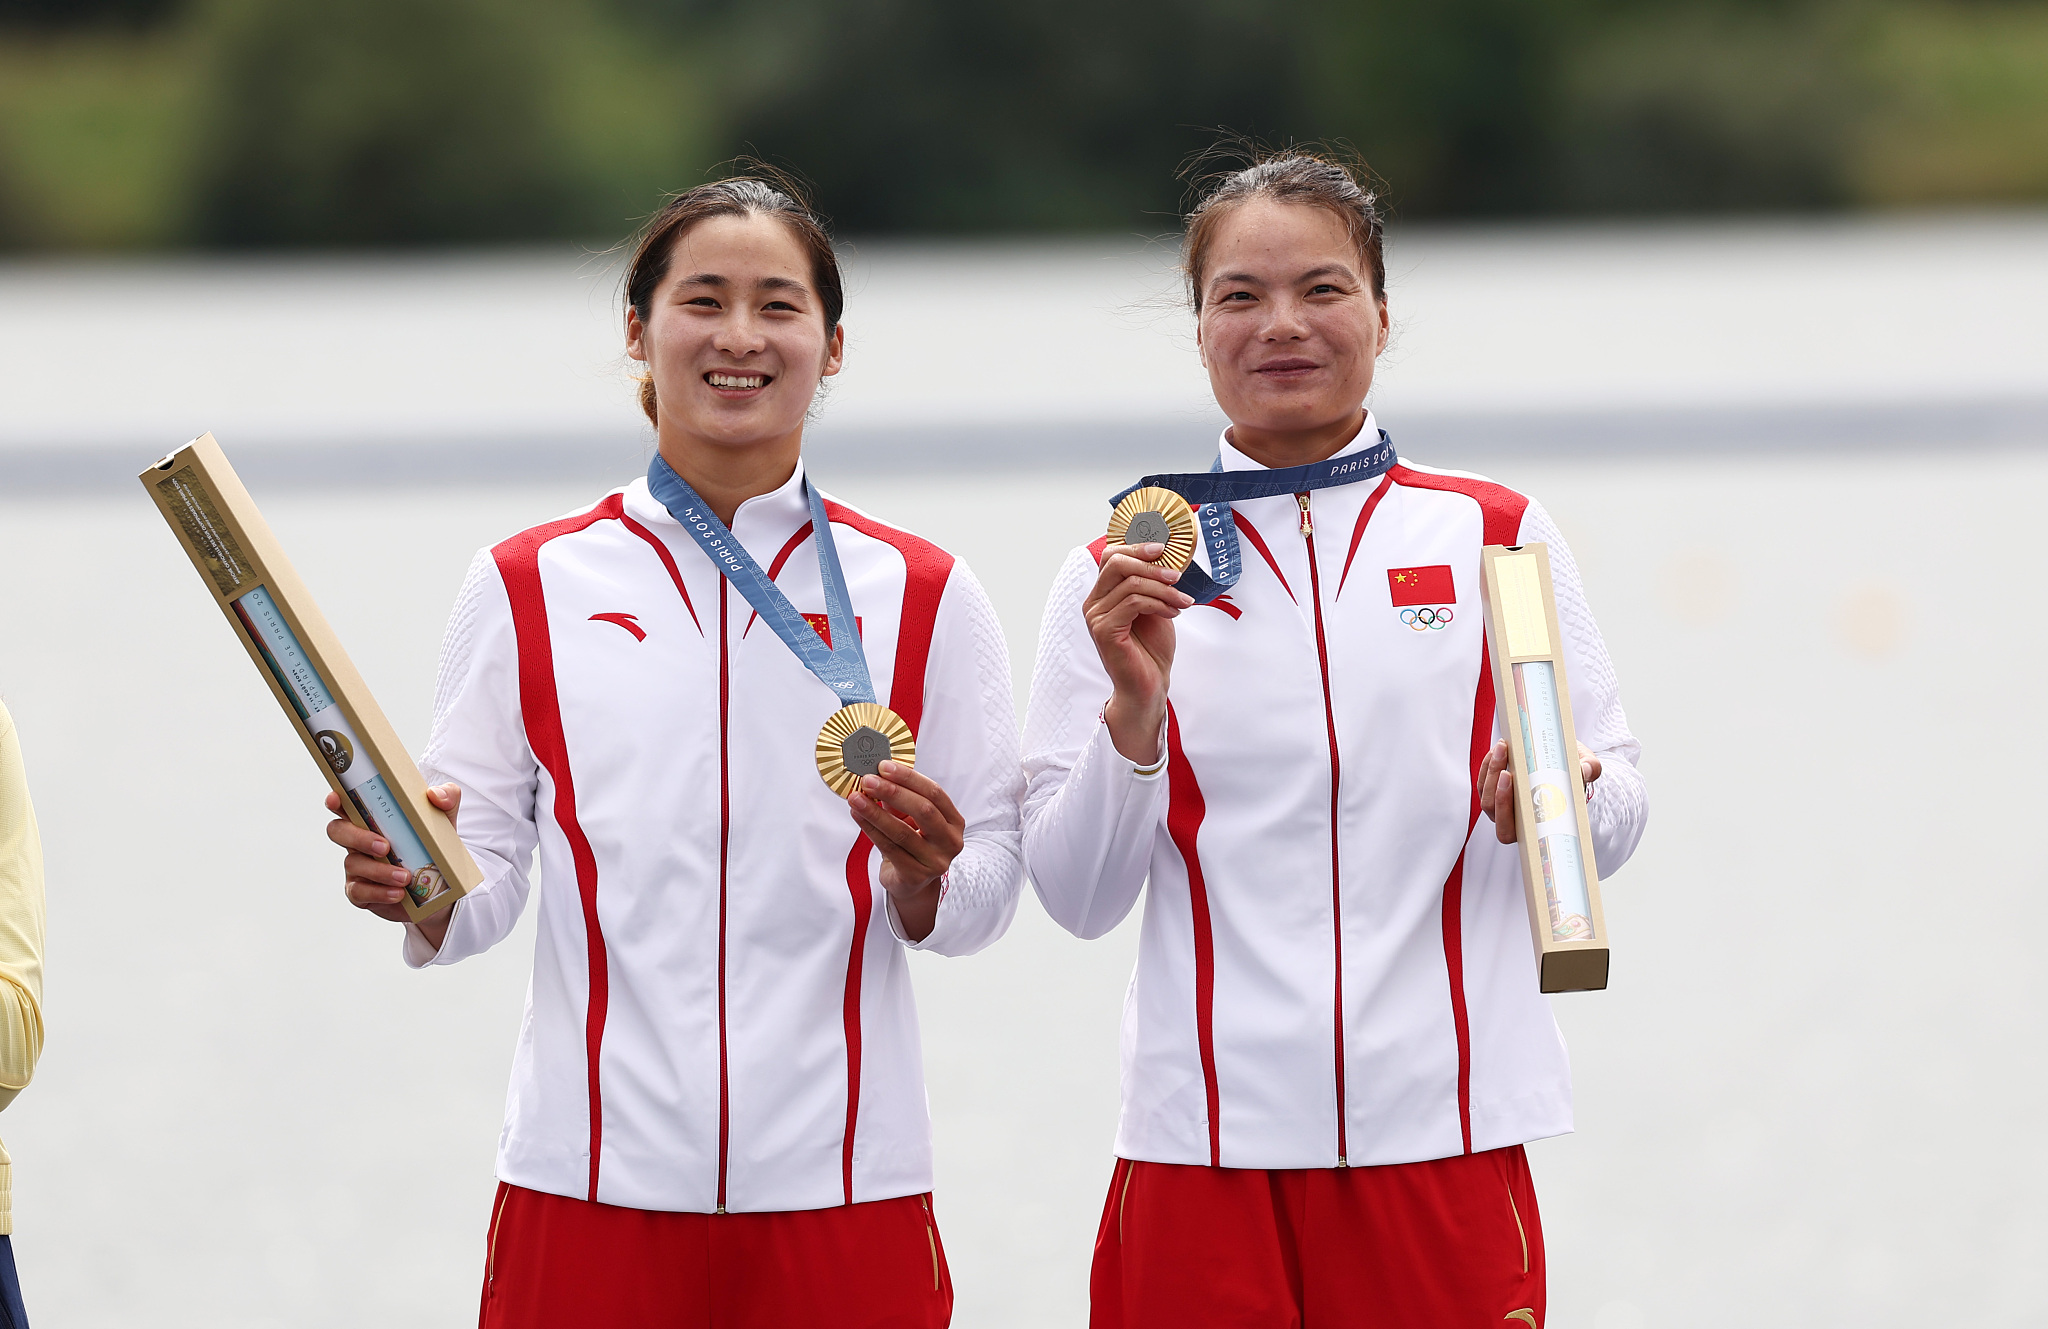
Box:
[141,433,479,922]
[1479,544,1610,993]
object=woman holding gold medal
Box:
[1022,149,1648,1327]
[322,172,1021,1326]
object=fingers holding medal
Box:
[1105,486,1197,571]
[1086,488,1195,770]
[1091,485,1197,644]
[816,702,916,797]
[844,749,965,910]
[830,704,963,905]
[1094,484,1197,628]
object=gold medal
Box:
[1106,486,1197,572]
[816,702,916,797]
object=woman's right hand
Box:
[325,783,461,950]
[1083,541,1193,765]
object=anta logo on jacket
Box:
[589,611,647,641]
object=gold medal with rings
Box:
[1106,486,1197,572]
[816,702,916,797]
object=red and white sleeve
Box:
[403,548,543,969]
[883,560,1024,956]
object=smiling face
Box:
[626,211,844,457]
[1195,197,1389,463]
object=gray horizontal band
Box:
[4,395,2043,493]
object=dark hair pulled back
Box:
[1181,144,1387,313]
[623,165,843,427]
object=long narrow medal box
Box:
[1479,544,1611,993]
[141,433,480,922]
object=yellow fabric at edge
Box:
[0,703,48,1234]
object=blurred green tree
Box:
[2,0,2045,248]
[712,0,1318,232]
[1554,0,1866,210]
[1303,0,1567,215]
[192,0,587,244]
[0,27,200,248]
[0,0,181,27]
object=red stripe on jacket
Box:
[822,501,956,1204]
[491,492,627,1201]
[1335,474,1397,599]
[1386,465,1528,1153]
[1232,512,1294,602]
[743,521,821,638]
[1389,466,1527,547]
[1164,707,1222,1167]
[619,513,703,636]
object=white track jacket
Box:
[1022,420,1647,1170]
[408,464,1023,1213]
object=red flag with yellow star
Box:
[1386,564,1455,606]
[801,612,860,648]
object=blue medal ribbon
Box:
[647,454,876,708]
[1110,429,1398,604]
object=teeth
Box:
[708,373,767,389]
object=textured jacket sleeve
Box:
[884,561,1032,954]
[883,561,1024,956]
[1020,547,1170,940]
[0,705,46,1114]
[401,550,542,968]
[1518,501,1649,876]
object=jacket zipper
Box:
[716,578,732,1212]
[1298,491,1349,1167]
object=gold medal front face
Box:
[1106,487,1197,573]
[816,702,916,797]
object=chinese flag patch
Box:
[801,613,861,648]
[1387,565,1455,606]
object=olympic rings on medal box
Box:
[1479,543,1610,994]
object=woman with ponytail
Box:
[1022,148,1648,1328]
[324,171,1022,1327]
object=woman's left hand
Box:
[1478,741,1602,845]
[847,760,965,942]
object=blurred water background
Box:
[4,1,2048,1326]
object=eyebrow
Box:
[1208,263,1358,291]
[676,272,810,295]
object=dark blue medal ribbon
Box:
[1110,428,1397,604]
[647,454,876,707]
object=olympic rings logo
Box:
[1400,606,1454,631]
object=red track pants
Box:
[477,1182,952,1329]
[1090,1146,1544,1328]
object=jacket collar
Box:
[626,457,816,555]
[1216,409,1382,473]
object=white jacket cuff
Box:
[884,881,946,951]
[400,896,476,969]
[1025,722,1169,940]
[401,918,445,969]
